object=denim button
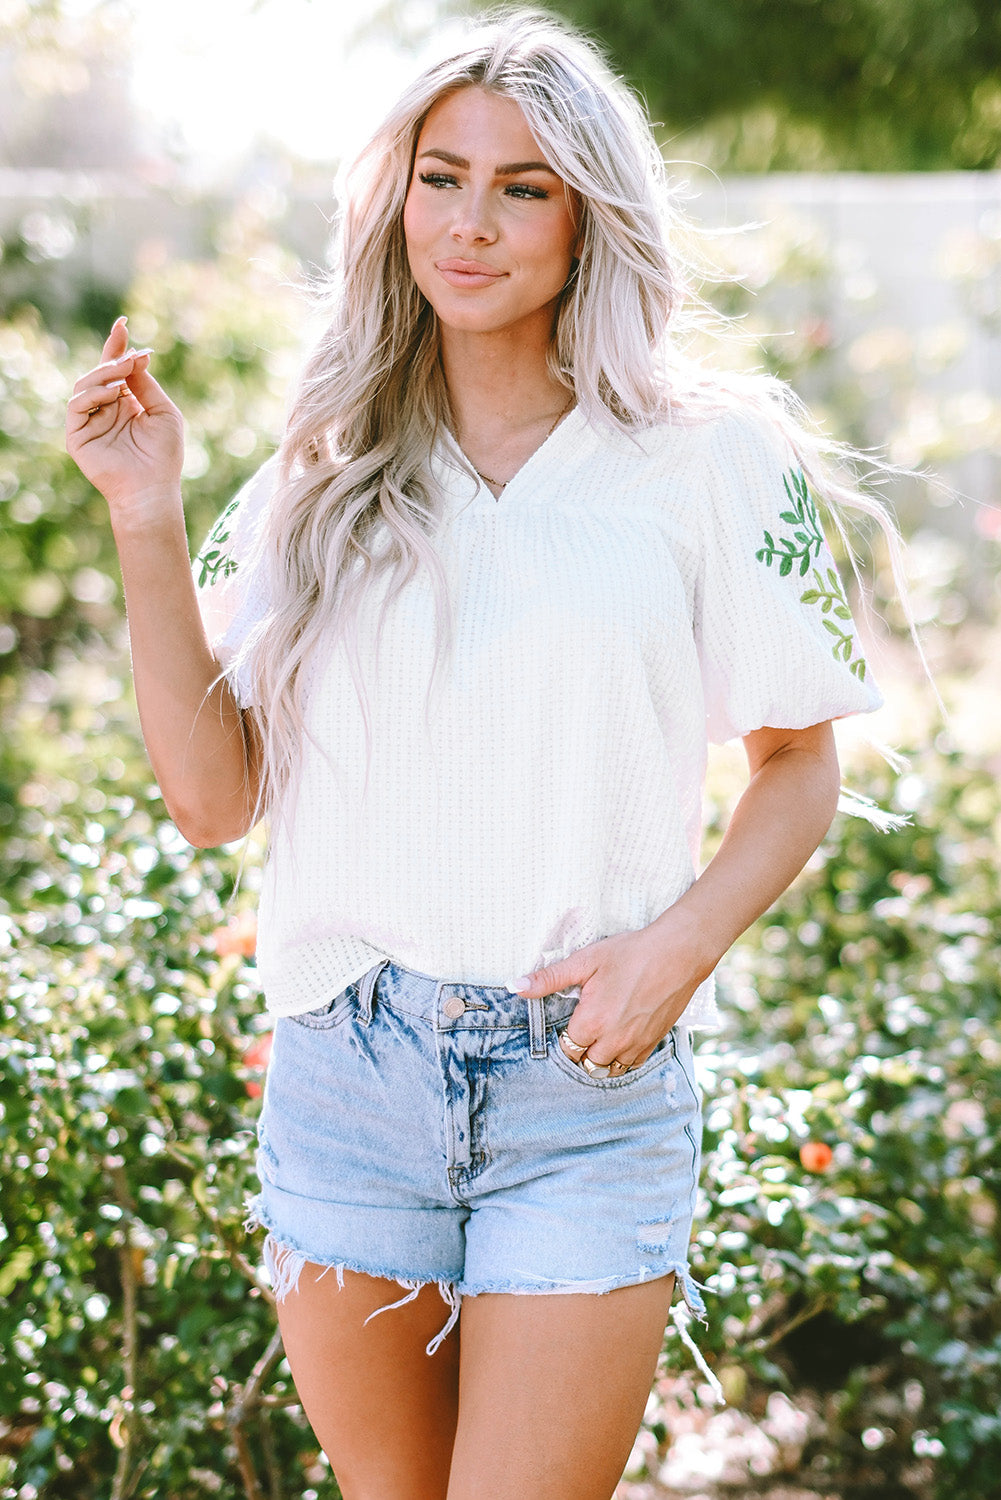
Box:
[442,996,466,1019]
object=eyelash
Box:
[417,172,550,201]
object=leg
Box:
[446,1273,676,1500]
[276,1261,461,1500]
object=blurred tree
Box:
[547,0,1001,169]
[0,0,143,170]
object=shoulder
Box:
[684,405,804,535]
[600,402,791,473]
[688,403,794,473]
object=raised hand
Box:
[66,316,184,516]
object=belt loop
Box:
[356,959,388,1026]
[528,996,547,1058]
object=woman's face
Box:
[403,86,579,347]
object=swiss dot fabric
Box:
[194,406,881,1028]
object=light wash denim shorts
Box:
[248,959,705,1353]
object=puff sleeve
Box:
[192,456,278,709]
[695,411,883,744]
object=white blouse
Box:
[195,405,881,1028]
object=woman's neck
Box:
[441,329,571,461]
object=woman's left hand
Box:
[509,915,711,1072]
[512,723,842,1074]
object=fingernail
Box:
[129,347,154,358]
[115,314,128,327]
[506,977,532,993]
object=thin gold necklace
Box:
[470,399,573,490]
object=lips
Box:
[435,258,505,288]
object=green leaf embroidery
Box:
[755,468,825,577]
[756,471,867,681]
[196,499,240,588]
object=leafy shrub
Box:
[668,747,1001,1495]
[0,205,302,685]
[0,654,339,1498]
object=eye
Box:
[505,183,550,201]
[417,171,458,189]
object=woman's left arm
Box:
[511,720,840,1070]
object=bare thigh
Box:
[447,1273,676,1500]
[276,1264,460,1500]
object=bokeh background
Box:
[1,2,999,1497]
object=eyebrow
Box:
[417,148,558,176]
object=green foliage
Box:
[0,206,302,684]
[661,749,1001,1494]
[0,664,334,1497]
[548,0,1001,169]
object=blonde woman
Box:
[67,11,887,1498]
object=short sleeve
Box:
[192,456,278,708]
[695,411,883,744]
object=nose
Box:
[450,186,497,245]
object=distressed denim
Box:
[248,959,705,1354]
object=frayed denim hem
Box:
[247,1205,720,1397]
[457,1261,705,1315]
[246,1206,461,1357]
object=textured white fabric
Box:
[194,406,881,1027]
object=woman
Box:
[67,11,887,1498]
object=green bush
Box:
[0,205,302,685]
[683,748,1001,1494]
[0,662,334,1498]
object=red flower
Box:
[243,1031,273,1098]
[213,910,257,958]
[799,1140,834,1172]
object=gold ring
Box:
[580,1054,611,1079]
[86,404,101,416]
[607,1059,630,1075]
[559,1029,588,1062]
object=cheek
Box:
[402,192,421,254]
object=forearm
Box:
[649,727,840,977]
[113,491,261,846]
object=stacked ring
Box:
[558,1029,588,1062]
[558,1027,632,1077]
[580,1055,611,1079]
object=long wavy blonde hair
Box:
[237,6,909,815]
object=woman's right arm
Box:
[66,317,262,847]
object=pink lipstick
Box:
[435,258,505,288]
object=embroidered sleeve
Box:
[756,467,868,682]
[192,457,278,708]
[194,497,241,588]
[695,412,882,744]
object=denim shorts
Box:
[248,959,705,1354]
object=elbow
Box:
[178,819,257,850]
[167,795,259,849]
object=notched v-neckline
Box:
[453,405,580,503]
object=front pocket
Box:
[548,1027,676,1089]
[285,982,358,1031]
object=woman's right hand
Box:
[66,315,185,519]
